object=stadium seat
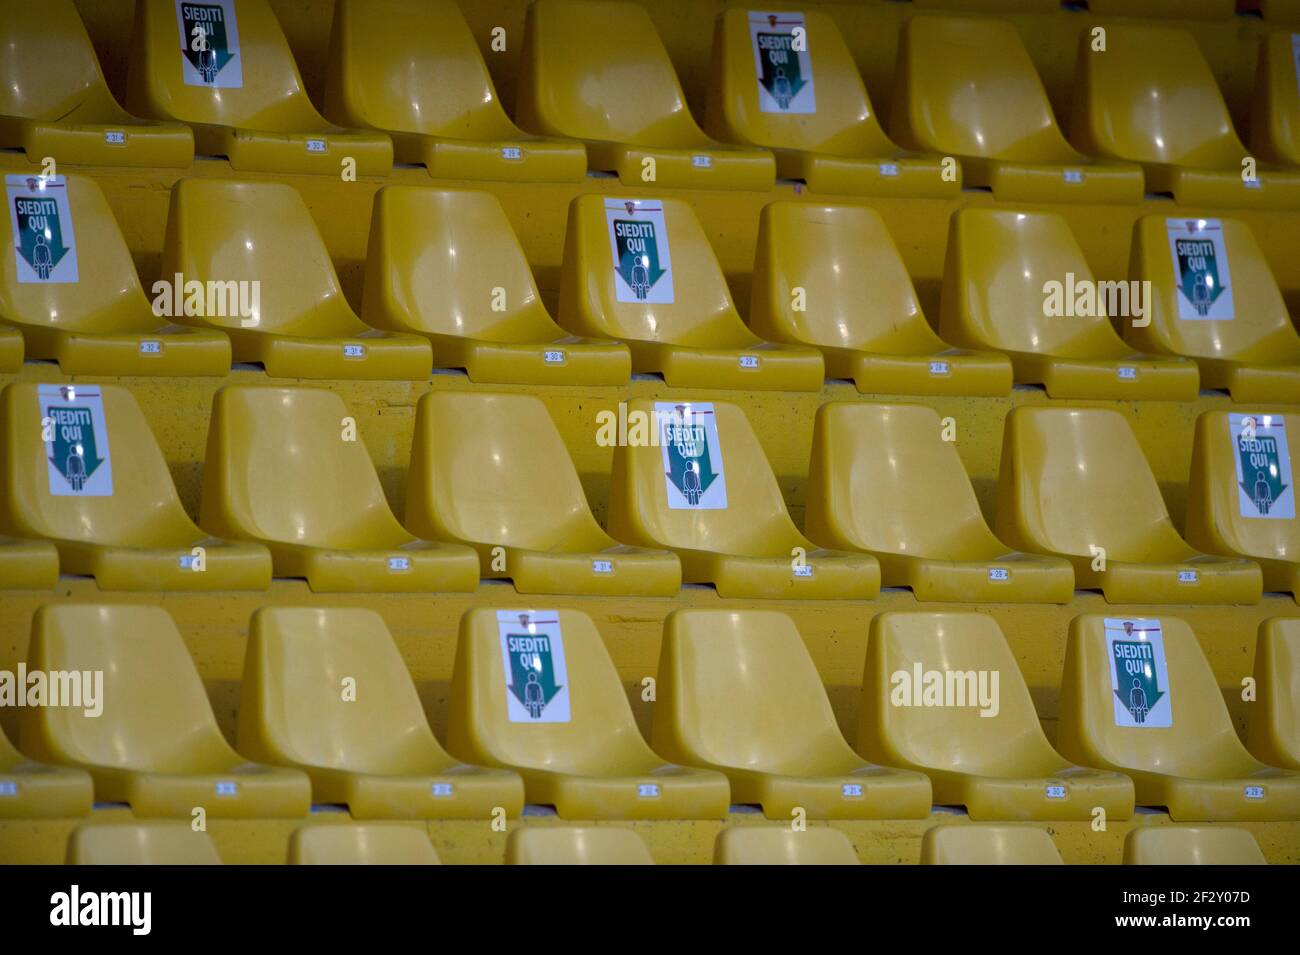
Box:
[160,178,431,380]
[0,174,230,376]
[713,826,860,865]
[996,406,1263,604]
[1259,0,1300,25]
[66,824,222,865]
[1249,31,1300,167]
[939,209,1198,400]
[0,382,270,591]
[406,391,679,596]
[749,203,1011,396]
[920,825,1064,864]
[890,17,1142,204]
[0,0,193,168]
[1088,0,1234,18]
[654,609,932,819]
[1247,618,1300,770]
[559,196,823,390]
[361,187,630,385]
[1071,26,1300,209]
[21,604,310,818]
[1123,826,1267,864]
[447,608,730,819]
[288,824,441,864]
[200,385,478,593]
[858,611,1134,820]
[608,398,879,599]
[324,0,584,182]
[516,0,773,190]
[911,0,1059,8]
[0,327,20,372]
[125,0,391,176]
[239,607,523,817]
[506,826,655,864]
[1126,216,1300,404]
[704,9,957,198]
[0,536,59,591]
[0,724,92,818]
[805,403,1072,603]
[1058,614,1300,820]
[1186,410,1299,596]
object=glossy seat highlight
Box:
[939,209,1198,400]
[654,609,932,820]
[362,187,629,386]
[713,826,860,865]
[0,536,59,591]
[0,724,92,818]
[890,17,1141,204]
[1124,826,1267,864]
[996,406,1262,604]
[1126,216,1300,404]
[750,203,1010,396]
[920,825,1064,864]
[0,382,270,591]
[125,0,391,176]
[806,402,1073,602]
[609,398,879,599]
[0,174,230,376]
[161,178,430,379]
[200,385,478,593]
[288,824,442,864]
[559,195,823,391]
[447,608,730,819]
[0,0,193,168]
[1247,619,1300,770]
[21,604,310,818]
[516,0,773,190]
[859,611,1133,820]
[1070,25,1300,209]
[506,826,655,864]
[324,0,584,182]
[1058,614,1300,821]
[67,824,223,865]
[407,391,679,596]
[705,9,956,199]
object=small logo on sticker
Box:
[1177,569,1198,583]
[592,559,613,574]
[105,131,126,145]
[929,360,950,376]
[306,139,327,153]
[388,556,410,572]
[738,355,759,369]
[543,350,565,364]
[638,783,660,798]
[343,343,365,359]
[501,146,522,161]
[431,783,454,797]
[215,781,238,796]
[1045,784,1067,799]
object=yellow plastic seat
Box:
[939,209,1198,400]
[1247,618,1300,770]
[362,187,629,386]
[859,611,1134,820]
[240,607,522,818]
[0,326,20,372]
[1249,31,1300,167]
[0,174,230,376]
[125,0,391,176]
[324,0,584,183]
[0,536,59,590]
[506,826,655,864]
[654,609,932,820]
[288,824,442,864]
[713,826,860,865]
[890,17,1142,204]
[1124,826,1267,864]
[1187,410,1300,595]
[0,0,193,168]
[609,398,878,599]
[1260,1,1300,26]
[200,385,478,593]
[67,824,223,865]
[161,178,430,380]
[1071,26,1300,209]
[0,724,92,818]
[750,203,1011,396]
[0,382,270,591]
[21,604,310,818]
[516,0,774,191]
[407,391,679,596]
[448,608,730,819]
[704,10,957,199]
[1058,613,1300,821]
[911,0,1059,8]
[806,403,1073,603]
[1088,0,1235,19]
[559,196,823,391]
[1126,216,1300,404]
[996,406,1262,604]
[920,825,1064,864]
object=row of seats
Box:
[59,821,1272,865]
[4,604,1297,822]
[5,174,1300,399]
[2,382,1295,603]
[5,1,1300,206]
[913,1,1245,17]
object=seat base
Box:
[1014,353,1199,401]
[0,115,193,169]
[433,335,631,386]
[395,132,587,183]
[942,768,1134,821]
[194,124,392,177]
[588,141,774,191]
[13,323,231,377]
[631,341,824,391]
[831,348,1011,396]
[494,545,681,597]
[0,761,93,818]
[232,330,431,380]
[0,537,59,590]
[1075,556,1262,604]
[272,541,479,593]
[777,150,961,199]
[522,765,731,819]
[55,538,271,592]
[1200,359,1300,405]
[682,549,880,599]
[0,326,23,372]
[319,765,525,819]
[1137,770,1300,821]
[885,551,1074,603]
[735,766,932,820]
[966,156,1144,204]
[1151,165,1300,211]
[103,765,311,819]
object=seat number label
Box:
[104,131,126,145]
[842,783,863,798]
[1177,569,1198,583]
[343,343,366,359]
[691,155,712,168]
[501,147,522,160]
[1045,784,1067,799]
[638,783,661,798]
[1244,785,1264,800]
[139,340,162,354]
[543,350,565,364]
[306,139,327,153]
[793,564,813,578]
[738,355,759,369]
[929,360,950,376]
[879,162,899,177]
[592,559,613,574]
[0,782,16,797]
[215,781,238,796]
[431,783,454,797]
[388,556,410,572]
[1117,366,1136,380]
[988,567,1009,581]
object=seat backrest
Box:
[1249,31,1300,165]
[506,826,654,864]
[921,824,1063,864]
[289,824,441,864]
[1089,0,1235,20]
[713,825,859,865]
[1124,826,1266,865]
[67,824,222,865]
[1247,618,1300,769]
[0,0,111,120]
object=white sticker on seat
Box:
[543,349,565,364]
[1045,784,1067,799]
[656,402,728,510]
[388,556,410,572]
[175,0,244,89]
[104,131,126,145]
[638,783,660,798]
[1166,218,1234,321]
[501,146,523,161]
[1104,618,1172,729]
[7,175,79,284]
[498,610,571,724]
[431,783,454,797]
[592,559,613,574]
[40,384,113,497]
[305,139,327,153]
[1230,414,1293,520]
[214,781,238,796]
[988,567,1009,582]
[606,199,674,304]
[750,11,816,114]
